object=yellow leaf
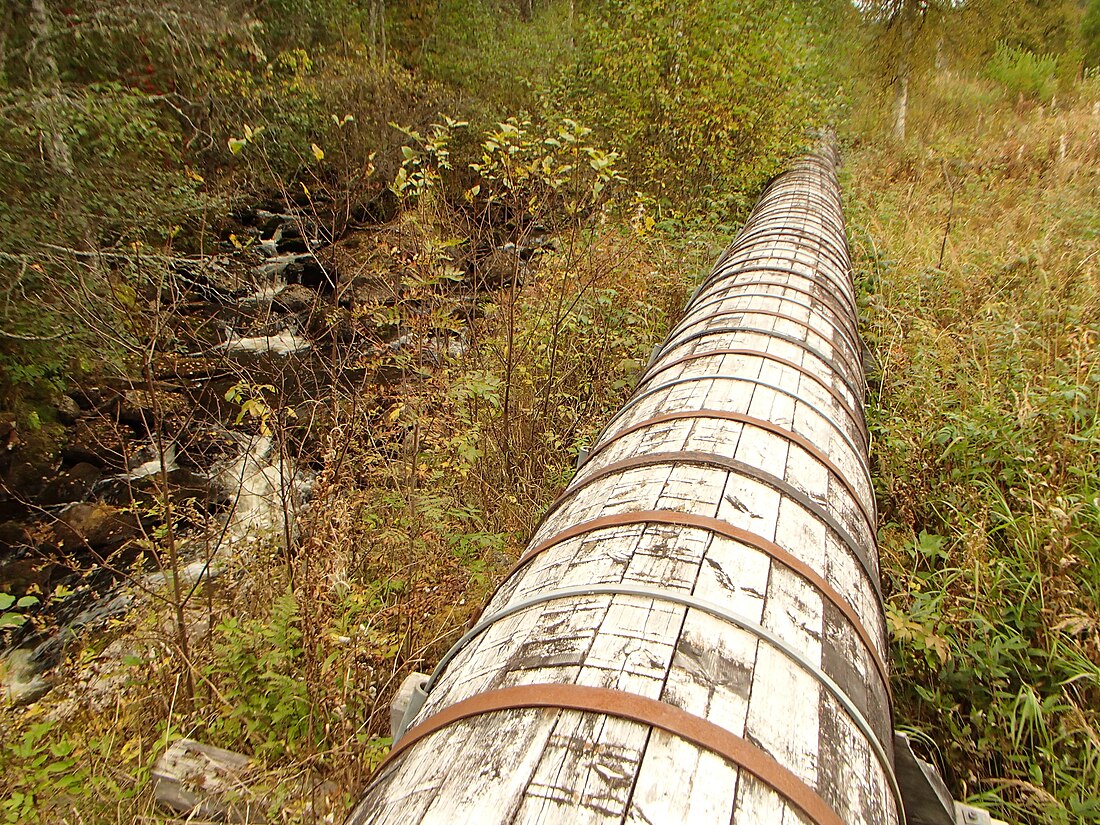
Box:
[311,143,325,161]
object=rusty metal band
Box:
[584,408,877,533]
[505,510,888,697]
[750,184,846,217]
[688,279,861,343]
[731,222,851,265]
[738,214,847,245]
[373,684,848,825]
[717,237,850,272]
[706,255,855,299]
[714,247,855,295]
[697,276,857,337]
[697,265,858,323]
[745,200,846,224]
[743,200,847,229]
[653,325,865,402]
[667,299,864,369]
[624,349,869,464]
[412,584,898,800]
[720,242,851,299]
[706,257,856,315]
[717,239,851,287]
[539,450,879,598]
[639,347,868,442]
[626,367,869,462]
[660,306,863,380]
[596,373,871,490]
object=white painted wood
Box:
[347,149,899,825]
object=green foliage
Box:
[985,42,1060,103]
[562,0,834,215]
[1085,0,1100,69]
[0,593,39,630]
[203,592,313,757]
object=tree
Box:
[1085,0,1100,69]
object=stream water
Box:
[0,197,520,705]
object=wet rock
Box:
[1,648,53,707]
[53,502,141,553]
[62,417,132,469]
[1,458,51,501]
[350,187,399,225]
[254,253,332,290]
[474,248,529,288]
[38,462,101,505]
[0,556,64,593]
[273,284,319,314]
[339,272,400,307]
[55,395,82,425]
[0,521,33,552]
[117,388,190,431]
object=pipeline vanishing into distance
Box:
[345,143,900,825]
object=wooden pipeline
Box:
[345,145,900,825]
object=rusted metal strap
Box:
[633,372,868,468]
[703,258,855,305]
[505,509,889,701]
[583,404,876,534]
[701,267,856,325]
[682,283,861,345]
[653,325,865,402]
[664,305,864,372]
[596,373,872,489]
[547,449,878,593]
[637,348,868,444]
[412,584,898,799]
[377,683,848,825]
[696,267,858,327]
[711,251,855,303]
[728,227,851,275]
[716,251,852,309]
[743,200,848,229]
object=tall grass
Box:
[848,73,1100,824]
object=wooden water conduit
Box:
[346,146,900,825]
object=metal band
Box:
[376,684,849,825]
[664,305,864,373]
[702,261,857,315]
[594,373,871,489]
[411,584,899,814]
[697,268,858,328]
[717,243,852,291]
[711,252,855,307]
[684,281,861,344]
[723,239,850,288]
[539,449,880,598]
[503,510,889,700]
[733,225,852,270]
[636,348,868,444]
[585,405,876,535]
[653,325,865,402]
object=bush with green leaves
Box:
[985,42,1060,103]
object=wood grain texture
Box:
[346,146,900,825]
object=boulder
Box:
[116,388,190,431]
[37,462,101,506]
[1,648,53,707]
[55,395,82,425]
[52,502,140,553]
[273,284,319,314]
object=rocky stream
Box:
[0,189,542,706]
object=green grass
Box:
[848,72,1100,824]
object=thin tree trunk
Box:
[27,0,103,268]
[893,68,909,142]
